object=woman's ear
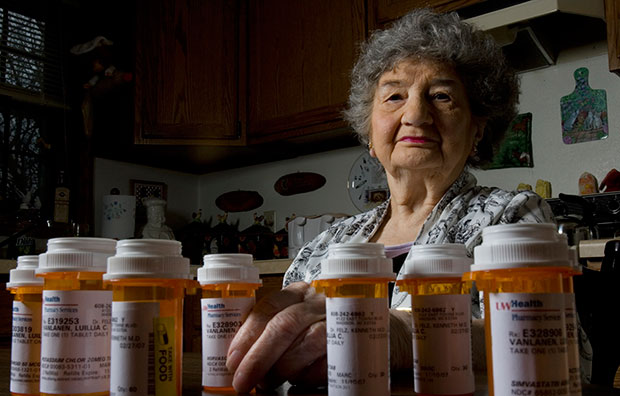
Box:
[369,144,376,158]
[474,119,486,143]
[368,133,376,157]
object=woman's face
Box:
[370,58,483,180]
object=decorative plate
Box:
[274,172,326,196]
[347,151,389,212]
[215,190,264,212]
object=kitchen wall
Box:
[94,41,620,234]
[197,147,364,232]
[471,40,620,196]
[93,158,199,236]
[198,41,620,231]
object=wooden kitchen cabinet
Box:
[606,0,620,76]
[134,0,246,145]
[368,0,485,29]
[247,0,366,143]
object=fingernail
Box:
[227,349,241,372]
[232,369,248,394]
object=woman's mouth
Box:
[398,136,434,144]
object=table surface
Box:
[1,348,619,395]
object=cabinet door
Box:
[248,0,365,143]
[135,0,245,145]
[606,0,620,75]
[369,0,484,29]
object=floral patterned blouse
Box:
[283,169,556,309]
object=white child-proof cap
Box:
[37,237,117,273]
[104,239,190,280]
[7,255,44,287]
[471,223,571,271]
[197,254,261,285]
[318,243,396,280]
[401,244,472,278]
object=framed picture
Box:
[483,113,534,170]
[130,180,167,223]
[130,179,167,207]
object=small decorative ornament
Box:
[600,169,620,192]
[140,197,174,240]
[535,179,552,199]
[578,172,598,195]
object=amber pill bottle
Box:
[397,244,474,396]
[7,255,44,396]
[466,223,574,396]
[198,253,261,392]
[104,239,192,396]
[37,237,116,396]
[313,243,395,396]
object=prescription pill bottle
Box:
[312,243,395,396]
[7,255,44,396]
[466,223,573,396]
[197,253,262,391]
[397,244,474,396]
[37,237,116,396]
[104,239,192,396]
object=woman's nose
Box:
[401,95,432,126]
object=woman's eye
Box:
[431,92,451,101]
[387,94,402,101]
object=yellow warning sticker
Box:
[154,317,175,395]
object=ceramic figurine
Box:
[140,197,174,240]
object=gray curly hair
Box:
[343,8,520,167]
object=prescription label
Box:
[10,301,42,395]
[110,302,160,396]
[411,294,474,394]
[201,297,255,388]
[326,297,390,396]
[40,290,112,394]
[489,292,569,396]
[564,294,581,396]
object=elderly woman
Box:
[226,8,555,392]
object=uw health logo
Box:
[495,299,544,311]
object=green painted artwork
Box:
[560,67,608,144]
[485,112,533,170]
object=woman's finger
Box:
[260,312,327,388]
[288,355,328,388]
[226,282,310,373]
[231,290,326,393]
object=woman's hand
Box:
[226,282,328,393]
